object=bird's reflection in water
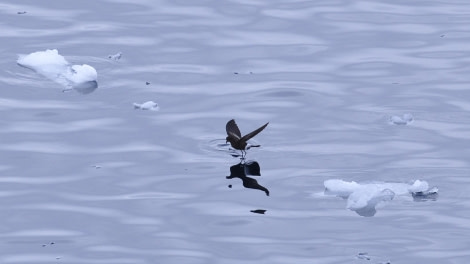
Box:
[226,161,269,196]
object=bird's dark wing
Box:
[226,119,242,139]
[240,122,268,142]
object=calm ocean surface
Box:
[1,0,470,263]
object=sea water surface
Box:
[1,0,470,263]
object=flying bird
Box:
[226,119,269,157]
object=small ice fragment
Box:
[324,179,360,197]
[324,179,437,216]
[108,52,122,60]
[133,101,159,111]
[389,113,413,125]
[408,179,429,193]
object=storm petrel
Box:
[225,119,268,157]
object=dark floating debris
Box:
[250,209,266,214]
[228,184,232,188]
[17,11,27,14]
[145,81,151,85]
[440,34,445,37]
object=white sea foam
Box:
[17,49,98,94]
[324,179,437,216]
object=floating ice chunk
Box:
[324,179,437,216]
[389,113,413,125]
[108,52,122,60]
[347,187,394,210]
[324,179,361,197]
[17,49,98,94]
[133,101,159,111]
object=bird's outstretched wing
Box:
[226,119,242,140]
[240,122,269,142]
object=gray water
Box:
[1,0,470,263]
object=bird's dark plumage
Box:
[226,119,268,155]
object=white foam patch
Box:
[324,179,437,216]
[17,49,98,94]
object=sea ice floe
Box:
[17,49,98,94]
[133,101,159,111]
[324,179,437,217]
[389,113,413,125]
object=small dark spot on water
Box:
[17,11,27,14]
[250,209,266,214]
[146,82,151,85]
[228,184,232,188]
[440,34,445,37]
[233,72,238,74]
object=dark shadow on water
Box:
[226,160,269,196]
[72,80,98,94]
[412,188,439,202]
